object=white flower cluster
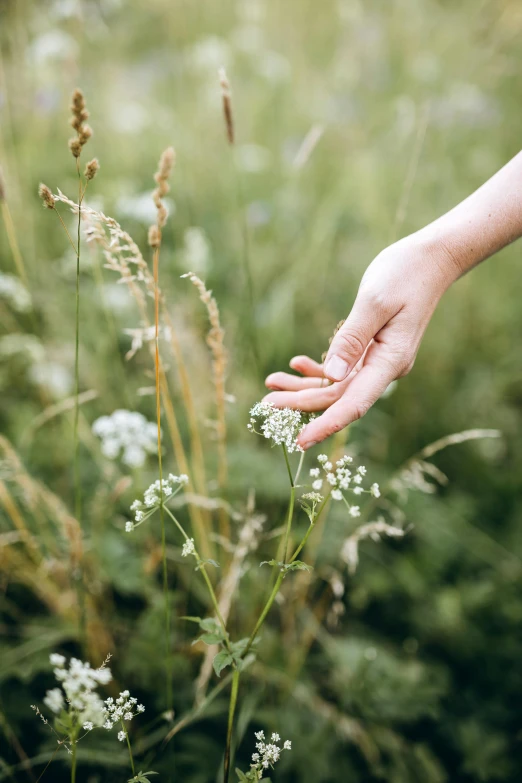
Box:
[43,654,112,727]
[182,538,195,557]
[126,474,189,532]
[310,455,380,515]
[248,401,306,453]
[250,730,291,779]
[0,273,32,313]
[92,409,158,468]
[100,690,145,739]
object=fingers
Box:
[288,355,324,377]
[323,295,389,383]
[297,353,396,448]
[263,371,356,412]
[265,372,329,391]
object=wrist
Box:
[411,221,469,291]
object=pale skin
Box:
[264,152,522,449]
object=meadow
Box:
[1,0,522,781]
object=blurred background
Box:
[1,0,522,781]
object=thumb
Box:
[323,295,388,382]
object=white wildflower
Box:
[301,492,323,503]
[349,506,361,518]
[317,454,328,463]
[42,655,112,728]
[247,729,292,780]
[129,475,189,529]
[49,653,66,667]
[0,273,32,313]
[92,410,158,468]
[83,721,93,731]
[371,482,381,498]
[324,461,333,471]
[358,465,367,475]
[312,479,323,491]
[249,401,308,453]
[43,688,64,714]
[326,473,336,485]
[331,489,342,501]
[353,486,363,495]
[125,521,134,533]
[309,468,320,478]
[118,730,126,741]
[182,538,195,557]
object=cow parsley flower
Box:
[92,409,159,468]
[42,654,112,729]
[242,729,292,780]
[126,474,189,531]
[249,401,310,453]
[103,690,145,741]
[182,538,195,557]
[311,454,380,515]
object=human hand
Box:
[264,231,462,449]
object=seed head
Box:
[218,67,234,145]
[84,158,100,181]
[148,225,161,248]
[68,138,82,158]
[68,87,93,158]
[38,183,55,209]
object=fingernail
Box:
[324,354,349,381]
[301,440,317,451]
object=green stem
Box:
[163,505,232,655]
[223,668,240,783]
[70,741,77,783]
[289,497,329,562]
[160,501,172,712]
[244,571,285,658]
[74,160,81,524]
[123,722,136,777]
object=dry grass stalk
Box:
[55,190,211,538]
[182,271,229,538]
[1,167,29,287]
[218,67,234,145]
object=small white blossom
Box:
[353,474,362,484]
[353,486,363,495]
[92,409,159,468]
[246,729,292,780]
[182,538,195,557]
[284,740,292,750]
[326,473,336,485]
[125,521,134,533]
[371,482,381,498]
[83,721,93,731]
[301,492,323,503]
[358,465,367,475]
[317,454,328,463]
[137,704,145,713]
[349,506,361,518]
[331,489,342,501]
[271,733,280,742]
[43,688,64,714]
[49,653,66,667]
[309,468,320,478]
[129,475,189,530]
[324,461,333,471]
[118,731,126,741]
[312,479,323,491]
[249,401,308,453]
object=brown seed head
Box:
[38,183,55,209]
[84,158,100,181]
[68,138,82,158]
[148,225,161,248]
[79,124,93,145]
[218,67,234,145]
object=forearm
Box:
[417,151,522,279]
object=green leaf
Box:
[260,559,279,568]
[213,650,234,677]
[198,632,225,645]
[196,558,220,570]
[179,616,202,624]
[199,617,223,634]
[235,769,249,782]
[285,560,313,573]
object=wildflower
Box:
[331,489,342,501]
[246,729,292,780]
[349,506,361,518]
[0,273,32,313]
[42,655,111,728]
[309,468,320,478]
[125,521,134,533]
[83,721,93,731]
[249,401,309,453]
[38,183,55,209]
[182,538,195,557]
[103,690,145,740]
[301,492,323,503]
[317,454,327,463]
[92,409,158,468]
[371,482,381,498]
[118,730,126,741]
[358,465,367,475]
[313,453,378,515]
[312,479,323,491]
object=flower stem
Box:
[223,667,240,783]
[70,741,77,783]
[123,722,136,777]
[163,505,232,654]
